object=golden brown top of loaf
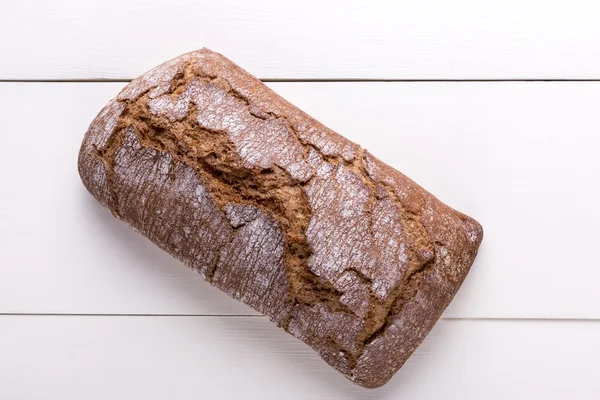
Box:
[78,48,483,388]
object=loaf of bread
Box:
[78,48,483,388]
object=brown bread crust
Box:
[78,48,483,388]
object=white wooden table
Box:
[1,1,599,398]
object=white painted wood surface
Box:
[1,316,599,399]
[3,0,600,80]
[2,1,600,397]
[2,82,600,319]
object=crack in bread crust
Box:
[79,48,484,388]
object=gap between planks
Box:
[1,313,600,322]
[5,79,600,83]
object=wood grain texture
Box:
[2,0,600,80]
[1,316,598,399]
[2,82,600,319]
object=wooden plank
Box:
[0,316,598,398]
[1,82,599,318]
[2,0,600,80]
